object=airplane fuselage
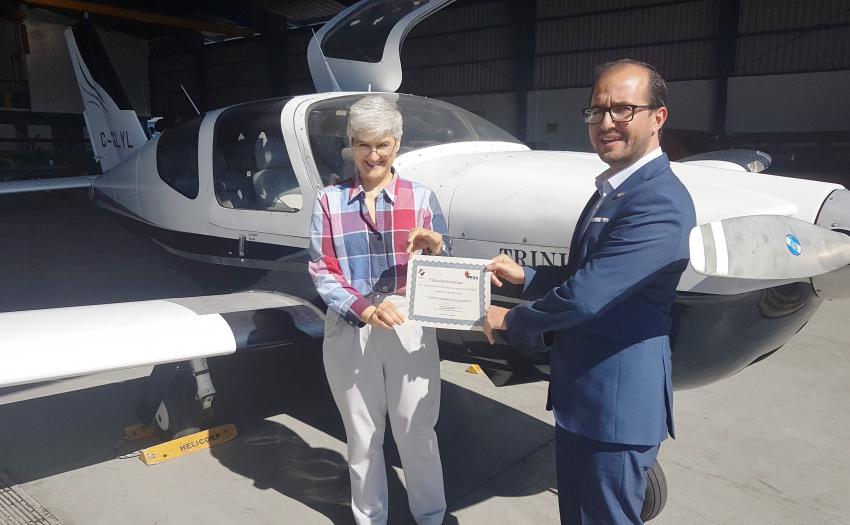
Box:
[91,92,845,389]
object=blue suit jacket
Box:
[505,154,695,446]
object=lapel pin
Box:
[614,192,626,199]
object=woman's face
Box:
[351,133,399,187]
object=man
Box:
[484,59,696,524]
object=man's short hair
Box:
[591,59,668,109]
[347,95,403,143]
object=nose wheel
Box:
[641,460,668,521]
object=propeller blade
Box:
[689,215,850,279]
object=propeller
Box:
[689,215,850,280]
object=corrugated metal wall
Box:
[287,29,314,95]
[736,0,850,75]
[399,0,515,95]
[148,0,850,113]
[535,0,717,88]
[397,0,849,96]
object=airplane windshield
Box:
[307,94,522,186]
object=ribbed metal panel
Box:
[206,60,270,89]
[401,59,514,96]
[535,40,716,88]
[537,1,715,54]
[287,29,312,56]
[736,27,850,75]
[248,0,346,23]
[402,26,514,68]
[288,78,316,95]
[149,53,194,75]
[738,0,850,33]
[411,0,512,36]
[205,40,268,65]
[206,83,273,109]
[536,0,699,19]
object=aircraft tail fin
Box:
[65,22,147,172]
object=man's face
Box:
[351,133,399,187]
[588,64,667,171]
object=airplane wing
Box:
[308,0,455,92]
[0,291,324,389]
[0,175,95,196]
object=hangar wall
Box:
[24,16,150,116]
[141,0,850,160]
[3,0,847,180]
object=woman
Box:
[308,95,450,525]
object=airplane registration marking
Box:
[710,220,730,276]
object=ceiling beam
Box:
[21,0,255,37]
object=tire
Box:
[641,460,667,522]
[153,371,202,440]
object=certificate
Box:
[405,255,491,331]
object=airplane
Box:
[2,0,849,521]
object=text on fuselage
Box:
[100,130,135,149]
[499,248,567,267]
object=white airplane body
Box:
[2,3,850,517]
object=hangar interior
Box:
[0,0,848,185]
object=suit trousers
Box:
[556,425,659,525]
[323,294,446,525]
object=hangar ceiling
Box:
[9,0,358,41]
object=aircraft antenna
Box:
[310,27,341,91]
[180,84,201,115]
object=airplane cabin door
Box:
[308,0,456,92]
[207,99,313,260]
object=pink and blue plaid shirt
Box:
[308,172,450,326]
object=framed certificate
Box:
[405,255,491,331]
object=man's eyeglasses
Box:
[353,141,396,157]
[582,105,656,125]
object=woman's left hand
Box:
[407,227,443,255]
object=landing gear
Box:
[138,358,217,439]
[152,369,201,439]
[641,460,668,522]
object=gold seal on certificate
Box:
[405,255,491,331]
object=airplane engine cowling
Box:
[399,150,609,263]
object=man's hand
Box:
[485,254,525,288]
[407,227,443,255]
[483,306,509,345]
[360,301,406,329]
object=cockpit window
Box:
[321,0,433,62]
[306,94,522,186]
[212,98,303,213]
[157,115,202,199]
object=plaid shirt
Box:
[309,172,451,326]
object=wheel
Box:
[641,460,668,522]
[153,371,202,440]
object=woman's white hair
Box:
[346,95,403,143]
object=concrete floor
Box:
[1,192,849,524]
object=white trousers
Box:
[323,294,446,525]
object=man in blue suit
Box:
[484,59,696,524]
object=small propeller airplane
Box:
[2,0,849,520]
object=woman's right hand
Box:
[360,301,406,329]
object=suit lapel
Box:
[566,191,600,275]
[569,154,671,270]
